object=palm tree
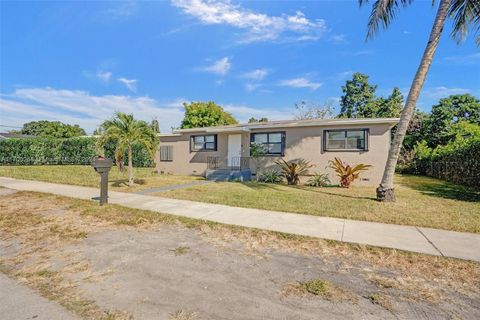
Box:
[360,0,480,201]
[97,112,158,187]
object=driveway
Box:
[0,273,78,320]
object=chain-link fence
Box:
[401,158,479,188]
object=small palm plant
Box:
[275,159,313,185]
[328,157,371,188]
[307,173,331,187]
[258,169,283,183]
[97,112,159,187]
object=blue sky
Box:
[1,0,479,133]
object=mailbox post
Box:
[91,156,113,205]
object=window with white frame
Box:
[324,129,368,151]
[190,134,217,151]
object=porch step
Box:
[205,169,252,182]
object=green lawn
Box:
[0,165,478,233]
[0,165,202,193]
[159,174,480,233]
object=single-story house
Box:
[155,117,399,185]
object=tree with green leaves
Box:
[180,101,238,129]
[248,117,269,123]
[399,109,428,164]
[20,120,86,138]
[294,100,335,120]
[97,112,158,187]
[339,73,404,119]
[377,87,404,118]
[423,94,480,147]
[359,0,480,202]
[151,118,160,134]
[339,72,377,118]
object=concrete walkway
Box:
[0,273,78,320]
[1,177,479,262]
[134,180,212,195]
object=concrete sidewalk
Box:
[0,273,78,320]
[1,177,479,262]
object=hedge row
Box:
[0,137,154,167]
[411,139,480,188]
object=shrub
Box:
[307,173,330,187]
[275,159,313,185]
[413,138,480,187]
[328,157,371,188]
[258,170,283,183]
[0,137,154,167]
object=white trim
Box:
[172,118,400,134]
[205,127,250,133]
[159,133,183,137]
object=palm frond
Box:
[97,111,159,162]
[360,0,414,39]
[448,0,480,45]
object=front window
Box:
[190,134,217,151]
[160,145,173,161]
[250,132,285,155]
[325,129,367,151]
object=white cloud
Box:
[352,50,374,56]
[245,83,260,92]
[172,0,326,43]
[335,70,353,81]
[223,103,291,122]
[106,0,138,18]
[199,57,231,75]
[443,52,480,65]
[96,71,112,83]
[0,87,293,134]
[423,86,470,99]
[117,77,138,92]
[0,88,184,134]
[278,77,322,90]
[330,34,347,44]
[243,68,268,81]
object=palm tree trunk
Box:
[377,0,451,202]
[128,144,134,187]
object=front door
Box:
[227,134,242,167]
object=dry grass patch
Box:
[170,246,191,256]
[168,310,198,320]
[367,274,442,303]
[366,293,393,311]
[282,278,355,302]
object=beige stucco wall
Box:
[156,123,392,185]
[247,124,391,185]
[155,133,228,176]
